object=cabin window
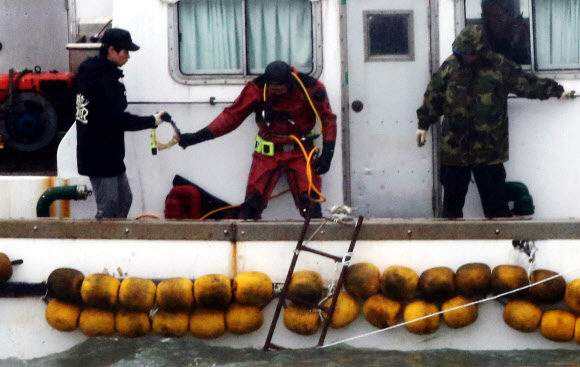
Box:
[171,0,322,84]
[465,0,580,71]
[363,11,414,62]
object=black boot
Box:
[239,191,265,220]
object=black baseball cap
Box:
[100,28,140,51]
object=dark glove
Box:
[178,127,215,149]
[312,140,335,175]
[551,84,565,98]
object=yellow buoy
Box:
[442,296,478,329]
[225,303,264,335]
[115,309,151,338]
[345,262,381,299]
[455,263,491,299]
[322,292,360,329]
[156,278,194,311]
[118,277,156,312]
[194,274,232,307]
[79,307,116,337]
[564,279,580,312]
[283,304,320,335]
[189,307,226,339]
[381,266,419,301]
[491,265,528,298]
[403,300,439,335]
[45,299,81,332]
[529,269,566,304]
[540,309,575,342]
[47,268,85,303]
[0,253,13,282]
[233,272,273,306]
[288,271,324,304]
[503,299,542,332]
[418,267,456,302]
[152,310,190,337]
[362,294,401,329]
[81,273,120,308]
[574,317,580,345]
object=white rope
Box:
[320,265,580,349]
[304,219,328,246]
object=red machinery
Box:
[0,67,75,152]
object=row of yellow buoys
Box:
[339,262,580,345]
[40,262,580,344]
[503,276,580,343]
[45,269,271,338]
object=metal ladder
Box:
[263,215,364,350]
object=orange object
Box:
[0,70,74,102]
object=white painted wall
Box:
[75,0,113,18]
[57,0,344,220]
[0,0,69,72]
[7,0,577,220]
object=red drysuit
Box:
[206,70,337,215]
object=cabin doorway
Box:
[345,0,434,218]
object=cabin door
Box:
[346,0,434,218]
[0,0,69,72]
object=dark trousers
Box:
[440,164,512,219]
[90,172,133,219]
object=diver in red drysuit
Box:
[178,61,337,219]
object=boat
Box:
[1,0,580,360]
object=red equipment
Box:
[0,68,74,152]
[164,185,202,219]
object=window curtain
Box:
[246,0,313,73]
[535,0,580,69]
[178,0,243,74]
[178,0,313,75]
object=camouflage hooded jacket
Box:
[417,25,563,166]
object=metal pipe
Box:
[36,185,92,218]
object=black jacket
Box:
[75,56,155,177]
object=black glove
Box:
[312,140,335,175]
[551,84,565,98]
[178,127,215,149]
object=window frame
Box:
[363,10,415,62]
[461,0,580,79]
[167,0,324,86]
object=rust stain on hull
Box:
[43,177,55,218]
[42,178,71,218]
[61,179,70,218]
[231,240,238,279]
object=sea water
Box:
[3,336,580,367]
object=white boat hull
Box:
[1,225,580,359]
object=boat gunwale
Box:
[1,218,580,241]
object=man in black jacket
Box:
[75,28,168,218]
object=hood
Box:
[452,25,490,57]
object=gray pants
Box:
[90,173,133,219]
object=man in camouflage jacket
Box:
[416,25,567,219]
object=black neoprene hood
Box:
[264,61,292,86]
